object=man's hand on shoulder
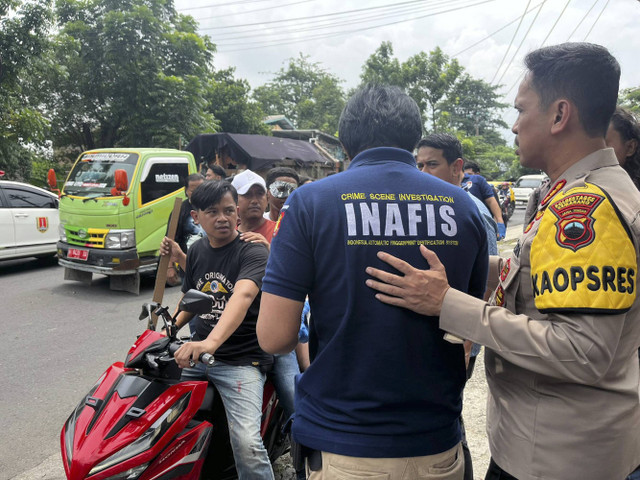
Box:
[365,245,450,316]
[239,231,270,250]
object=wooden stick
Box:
[151,197,183,328]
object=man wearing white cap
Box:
[232,169,301,426]
[231,169,276,248]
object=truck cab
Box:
[53,149,196,293]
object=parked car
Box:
[0,180,60,261]
[512,174,548,207]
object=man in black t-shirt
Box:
[170,180,274,479]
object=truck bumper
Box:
[57,242,158,275]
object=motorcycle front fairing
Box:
[61,354,211,479]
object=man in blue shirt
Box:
[461,161,506,240]
[257,85,488,479]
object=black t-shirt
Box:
[182,235,272,367]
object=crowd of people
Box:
[159,41,640,480]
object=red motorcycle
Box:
[60,290,289,479]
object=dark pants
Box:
[485,458,518,480]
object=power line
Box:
[490,0,531,84]
[216,0,494,53]
[194,0,317,22]
[494,0,547,86]
[566,0,599,41]
[583,0,610,40]
[539,0,571,46]
[179,0,274,12]
[200,0,439,31]
[502,0,571,98]
[211,0,458,44]
[453,1,544,57]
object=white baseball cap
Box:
[231,169,266,195]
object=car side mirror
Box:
[111,169,130,206]
[179,289,213,315]
[114,169,128,192]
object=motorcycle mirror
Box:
[180,289,214,315]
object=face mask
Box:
[269,181,297,199]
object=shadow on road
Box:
[0,255,59,276]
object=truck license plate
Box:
[68,248,89,261]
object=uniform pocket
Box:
[418,443,464,479]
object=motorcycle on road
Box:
[60,290,289,479]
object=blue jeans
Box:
[628,466,640,480]
[182,362,274,479]
[271,351,300,420]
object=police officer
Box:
[366,43,640,480]
[257,85,489,479]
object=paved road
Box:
[3,210,526,480]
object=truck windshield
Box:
[63,153,139,196]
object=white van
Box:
[512,174,548,207]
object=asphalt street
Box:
[2,208,525,480]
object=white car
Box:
[512,174,548,207]
[0,180,60,261]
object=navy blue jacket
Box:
[263,147,488,458]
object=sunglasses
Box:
[269,181,297,199]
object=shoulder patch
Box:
[272,205,288,237]
[530,183,636,313]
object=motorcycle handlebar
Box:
[168,342,215,366]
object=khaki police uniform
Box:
[440,149,640,480]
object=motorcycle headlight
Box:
[59,224,67,243]
[102,463,149,480]
[105,230,136,249]
[88,394,190,477]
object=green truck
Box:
[49,148,197,294]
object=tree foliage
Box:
[439,74,509,141]
[403,47,463,133]
[359,41,403,87]
[0,0,53,180]
[253,54,345,134]
[207,68,270,135]
[620,87,640,113]
[47,0,217,160]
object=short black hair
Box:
[339,84,422,159]
[463,160,480,174]
[416,134,463,165]
[190,180,237,211]
[207,164,226,178]
[185,173,204,189]
[524,42,620,137]
[266,167,299,188]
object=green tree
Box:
[619,87,640,113]
[403,47,462,133]
[359,41,404,87]
[47,0,217,158]
[253,54,345,133]
[207,68,270,135]
[0,0,53,180]
[439,74,509,142]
